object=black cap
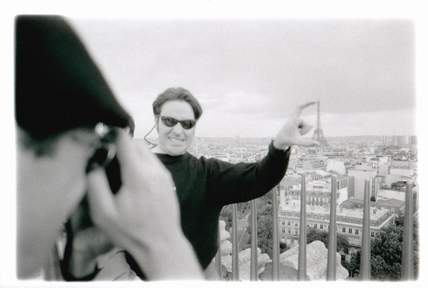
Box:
[16,15,133,140]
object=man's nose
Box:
[171,123,185,133]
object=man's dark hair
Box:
[152,87,203,120]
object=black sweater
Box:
[156,142,290,269]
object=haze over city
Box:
[71,19,415,138]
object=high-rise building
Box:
[347,168,377,200]
[348,176,355,198]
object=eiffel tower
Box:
[312,101,328,146]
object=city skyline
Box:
[71,19,415,138]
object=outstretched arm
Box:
[207,102,318,206]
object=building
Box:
[384,166,415,188]
[378,162,390,177]
[409,135,417,146]
[347,168,377,200]
[279,200,396,247]
[280,174,349,210]
[326,159,346,175]
[377,189,405,201]
[295,156,329,170]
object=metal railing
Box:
[401,182,415,280]
[360,180,371,280]
[326,176,337,280]
[217,176,416,281]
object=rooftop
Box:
[280,200,393,226]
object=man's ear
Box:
[154,115,160,131]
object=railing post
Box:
[232,204,239,280]
[216,224,222,278]
[43,244,63,280]
[327,176,337,280]
[250,199,258,281]
[272,186,280,280]
[298,175,307,280]
[401,182,414,280]
[360,180,371,280]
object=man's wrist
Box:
[126,231,203,279]
[66,252,99,279]
[272,139,291,151]
[61,253,100,281]
[127,229,185,262]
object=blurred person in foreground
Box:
[145,87,319,278]
[16,15,202,280]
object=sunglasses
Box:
[160,116,196,130]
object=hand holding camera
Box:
[86,131,202,279]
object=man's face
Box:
[17,130,96,278]
[156,100,196,156]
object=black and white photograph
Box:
[1,0,426,286]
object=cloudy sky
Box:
[72,18,415,138]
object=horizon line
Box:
[136,134,417,140]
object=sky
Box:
[71,18,416,138]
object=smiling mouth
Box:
[169,138,185,145]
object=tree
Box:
[370,214,418,280]
[343,250,360,278]
[346,214,418,280]
[370,224,402,280]
[244,201,275,257]
[257,204,274,257]
[220,202,251,231]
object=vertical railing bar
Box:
[250,199,258,281]
[272,186,280,280]
[298,175,307,280]
[327,176,337,280]
[216,224,222,278]
[360,180,371,280]
[232,203,239,280]
[401,182,414,280]
[43,244,63,280]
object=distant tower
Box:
[312,101,328,146]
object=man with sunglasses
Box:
[16,16,202,280]
[147,87,319,277]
